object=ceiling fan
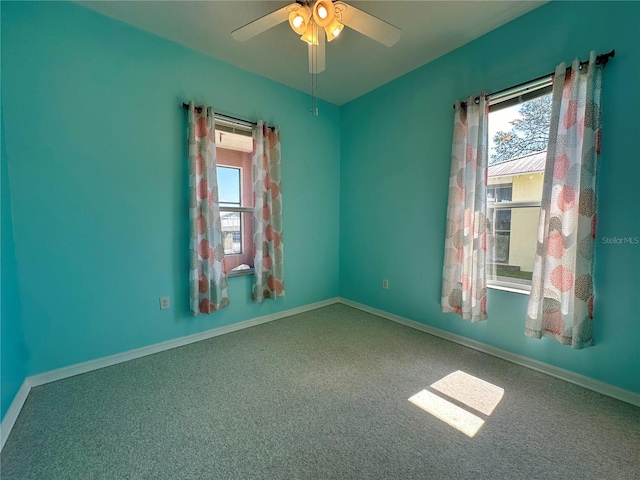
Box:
[231,1,402,74]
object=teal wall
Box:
[0,0,341,395]
[340,1,640,394]
[1,82,28,420]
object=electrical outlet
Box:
[382,279,389,290]
[160,296,170,310]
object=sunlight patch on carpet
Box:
[409,389,484,437]
[431,370,504,416]
[409,371,504,437]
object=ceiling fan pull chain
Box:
[314,43,318,116]
[310,24,319,116]
[310,45,314,115]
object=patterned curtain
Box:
[441,94,489,322]
[525,52,603,348]
[187,102,229,315]
[252,121,285,302]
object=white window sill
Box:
[228,268,255,278]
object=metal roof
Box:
[488,151,546,177]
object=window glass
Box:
[217,166,241,207]
[487,92,552,291]
[220,211,242,254]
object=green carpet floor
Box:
[2,304,639,479]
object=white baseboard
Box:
[338,297,640,407]
[0,297,340,451]
[29,297,340,387]
[1,380,31,451]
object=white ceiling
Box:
[79,1,546,105]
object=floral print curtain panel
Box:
[441,94,489,322]
[252,121,285,302]
[187,102,229,315]
[525,52,603,349]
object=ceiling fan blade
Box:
[335,1,401,47]
[308,28,326,74]
[232,3,297,42]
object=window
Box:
[215,121,254,276]
[487,184,512,203]
[487,80,552,292]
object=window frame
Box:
[486,79,552,295]
[215,120,255,278]
[487,201,542,294]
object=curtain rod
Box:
[454,49,615,110]
[181,103,256,127]
[181,103,276,131]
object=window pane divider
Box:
[219,206,254,213]
[487,201,540,209]
[487,282,531,295]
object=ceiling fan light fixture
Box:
[312,0,335,27]
[324,19,343,42]
[288,6,312,35]
[300,20,319,45]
